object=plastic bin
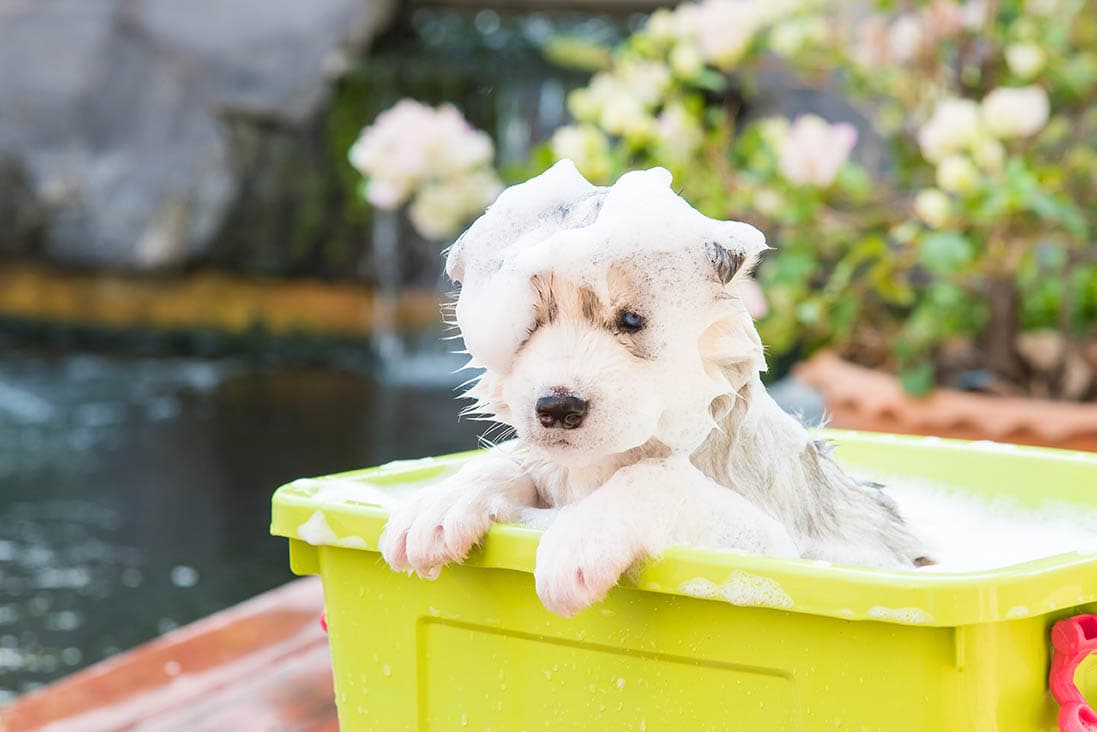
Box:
[270,431,1097,731]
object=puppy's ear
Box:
[705,241,745,285]
[705,221,769,285]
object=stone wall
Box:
[0,0,395,271]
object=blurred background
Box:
[1,0,1095,708]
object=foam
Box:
[882,476,1097,572]
[866,606,935,624]
[354,473,1097,574]
[296,510,368,549]
[679,571,794,608]
[445,160,767,453]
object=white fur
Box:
[379,161,928,617]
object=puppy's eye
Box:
[616,310,645,333]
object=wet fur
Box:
[380,163,929,616]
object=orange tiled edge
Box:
[0,577,335,732]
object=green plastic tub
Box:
[270,431,1097,731]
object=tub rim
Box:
[271,430,1097,627]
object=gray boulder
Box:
[0,0,394,270]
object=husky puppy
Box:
[380,161,928,617]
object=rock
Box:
[0,0,394,270]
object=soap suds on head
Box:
[447,160,770,464]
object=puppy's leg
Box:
[379,453,537,579]
[534,457,797,617]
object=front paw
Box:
[379,479,494,579]
[534,510,641,617]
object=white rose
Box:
[647,9,677,42]
[972,135,1005,172]
[654,102,704,161]
[936,155,980,193]
[566,87,600,123]
[670,42,705,79]
[753,188,785,217]
[981,86,1050,138]
[686,0,765,69]
[364,178,409,210]
[617,61,671,108]
[889,15,924,62]
[1005,43,1046,79]
[409,170,502,241]
[585,72,657,140]
[917,98,982,162]
[914,189,952,228]
[770,21,807,57]
[551,126,612,180]
[960,0,989,28]
[601,99,655,143]
[758,117,791,149]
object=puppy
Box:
[380,161,928,616]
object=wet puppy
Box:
[380,161,927,616]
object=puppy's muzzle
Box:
[536,394,588,429]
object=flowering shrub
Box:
[352,0,1097,399]
[540,0,1097,398]
[348,100,502,240]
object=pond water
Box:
[0,347,482,702]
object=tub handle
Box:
[1050,614,1097,731]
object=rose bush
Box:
[352,0,1097,400]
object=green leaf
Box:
[541,37,613,71]
[898,361,936,396]
[918,232,974,275]
[1025,192,1090,238]
[692,69,728,93]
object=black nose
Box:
[536,394,588,429]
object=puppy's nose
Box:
[536,394,588,429]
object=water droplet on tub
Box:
[460,712,468,726]
[383,664,391,677]
[615,678,625,689]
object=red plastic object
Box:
[320,611,328,634]
[1050,614,1097,731]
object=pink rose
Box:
[777,115,858,187]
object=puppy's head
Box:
[448,162,768,466]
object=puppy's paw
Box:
[379,478,494,579]
[534,510,642,617]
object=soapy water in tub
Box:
[301,468,1097,572]
[884,476,1097,572]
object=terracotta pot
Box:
[795,352,1097,452]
